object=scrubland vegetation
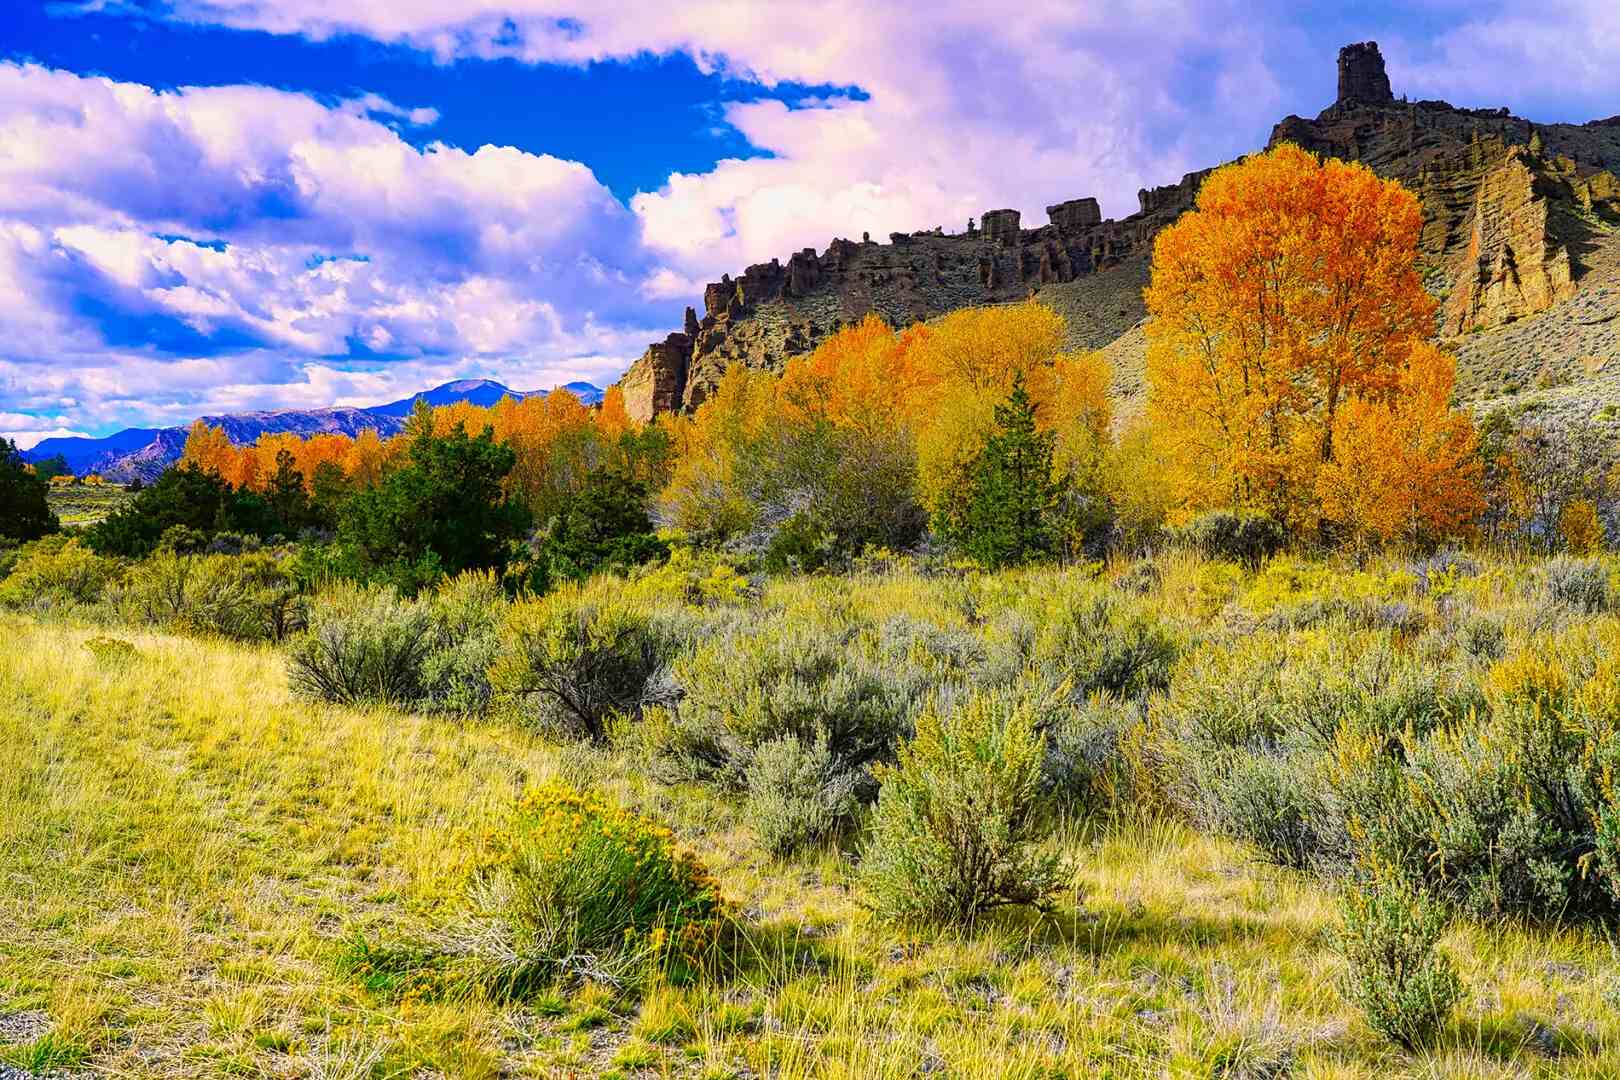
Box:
[5,146,1620,1077]
[5,553,1620,1077]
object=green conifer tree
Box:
[950,375,1061,569]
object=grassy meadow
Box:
[3,549,1620,1079]
[45,484,137,528]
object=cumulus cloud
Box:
[145,1,1301,288]
[0,60,674,431]
[145,2,1620,284]
[0,409,89,450]
[1386,0,1620,121]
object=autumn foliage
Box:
[183,385,637,522]
[1144,143,1479,541]
[659,304,1112,564]
[170,147,1537,569]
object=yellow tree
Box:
[596,384,635,441]
[344,428,387,488]
[777,314,943,438]
[181,421,234,477]
[1044,350,1112,491]
[1145,143,1435,528]
[908,304,1109,534]
[658,364,776,539]
[1316,342,1482,547]
[908,300,1066,392]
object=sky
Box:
[2,1,1619,446]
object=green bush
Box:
[743,735,862,856]
[1110,559,1162,597]
[87,463,275,557]
[1171,510,1286,569]
[287,583,438,707]
[1332,704,1614,921]
[288,575,504,714]
[1596,746,1620,907]
[859,691,1066,926]
[535,469,669,584]
[0,537,122,611]
[1012,588,1180,700]
[120,552,305,641]
[1456,612,1507,660]
[492,588,677,742]
[336,412,531,594]
[1040,693,1135,817]
[1156,632,1481,872]
[655,610,930,789]
[473,785,726,992]
[1337,878,1464,1051]
[418,571,505,716]
[84,635,138,667]
[1318,635,1619,920]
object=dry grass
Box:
[1,609,1618,1078]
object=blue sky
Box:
[2,0,1617,444]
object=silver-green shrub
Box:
[859,691,1066,926]
[744,734,862,856]
[1337,877,1464,1051]
[121,551,305,641]
[0,537,122,611]
[287,582,437,707]
[492,587,680,741]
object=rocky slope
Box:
[616,42,1620,428]
[25,378,604,482]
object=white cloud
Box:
[146,2,1297,289]
[0,61,672,431]
[4,429,91,450]
[1387,1,1620,121]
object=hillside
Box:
[615,42,1620,428]
[23,379,604,483]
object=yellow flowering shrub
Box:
[488,785,727,985]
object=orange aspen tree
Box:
[1145,143,1436,529]
[1316,342,1482,547]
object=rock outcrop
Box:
[1270,45,1620,335]
[616,41,1620,420]
[616,171,1214,420]
[1336,42,1394,107]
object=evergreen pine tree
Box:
[0,438,58,542]
[951,375,1061,569]
[265,448,313,535]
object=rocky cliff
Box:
[617,42,1620,425]
[617,173,1210,421]
[1269,50,1620,337]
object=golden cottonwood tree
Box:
[1316,343,1482,546]
[1145,143,1440,530]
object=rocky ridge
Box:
[617,42,1620,425]
[618,174,1210,421]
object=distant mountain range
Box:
[24,378,604,482]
